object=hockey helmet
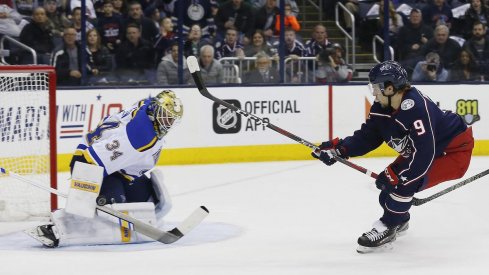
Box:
[368,61,409,92]
[151,90,183,137]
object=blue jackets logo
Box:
[213,100,241,134]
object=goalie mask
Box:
[150,90,183,138]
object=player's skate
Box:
[396,220,409,237]
[24,224,60,248]
[356,220,402,253]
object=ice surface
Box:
[0,157,488,275]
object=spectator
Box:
[170,0,216,40]
[12,0,37,18]
[378,0,403,45]
[274,27,308,82]
[315,43,352,83]
[448,49,481,81]
[397,8,434,75]
[0,4,28,37]
[0,0,13,8]
[214,0,254,43]
[251,0,299,16]
[244,29,274,57]
[44,0,70,45]
[197,44,225,84]
[146,6,161,30]
[305,24,332,57]
[97,0,123,53]
[115,24,156,83]
[420,24,461,69]
[214,27,245,59]
[154,16,177,61]
[69,0,97,20]
[70,7,94,42]
[183,24,210,57]
[412,52,449,82]
[342,0,359,33]
[274,3,300,35]
[111,0,126,16]
[462,21,489,78]
[253,0,278,41]
[19,7,54,64]
[156,42,190,85]
[278,27,307,58]
[422,0,454,29]
[86,28,115,84]
[244,52,279,83]
[124,1,159,43]
[463,0,489,39]
[52,27,89,86]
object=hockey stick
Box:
[411,168,489,206]
[187,56,486,206]
[0,167,209,244]
[186,56,378,179]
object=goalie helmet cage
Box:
[0,65,57,221]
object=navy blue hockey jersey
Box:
[342,87,467,186]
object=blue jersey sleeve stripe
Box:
[137,136,158,152]
[130,100,146,118]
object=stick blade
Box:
[186,55,200,73]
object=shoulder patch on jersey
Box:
[401,99,415,110]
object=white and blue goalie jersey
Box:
[75,99,163,180]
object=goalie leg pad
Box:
[49,202,157,247]
[150,169,172,220]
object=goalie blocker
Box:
[26,167,174,247]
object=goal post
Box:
[0,65,57,221]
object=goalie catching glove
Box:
[312,138,348,166]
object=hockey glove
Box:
[375,165,401,192]
[311,138,347,166]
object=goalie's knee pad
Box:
[150,169,172,220]
[50,202,157,247]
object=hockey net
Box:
[0,66,57,221]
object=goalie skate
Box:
[356,220,408,254]
[24,224,60,248]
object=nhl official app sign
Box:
[213,100,241,134]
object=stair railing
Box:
[0,35,37,65]
[372,35,394,63]
[335,2,356,72]
[302,0,323,22]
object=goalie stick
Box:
[186,56,483,206]
[0,167,209,244]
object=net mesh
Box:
[0,70,53,221]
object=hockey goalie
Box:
[27,90,184,247]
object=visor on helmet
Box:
[368,82,384,96]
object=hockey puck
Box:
[96,195,107,206]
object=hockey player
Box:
[27,90,184,247]
[312,61,474,253]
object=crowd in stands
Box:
[1,0,489,85]
[344,0,489,82]
[0,0,354,85]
